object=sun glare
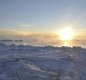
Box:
[64,42,68,46]
[59,27,74,41]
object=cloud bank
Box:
[0,31,86,47]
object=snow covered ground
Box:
[0,43,86,80]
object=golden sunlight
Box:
[64,42,68,46]
[58,27,74,41]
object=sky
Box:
[0,0,86,47]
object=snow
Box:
[0,43,86,80]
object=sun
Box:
[59,27,74,41]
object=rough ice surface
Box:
[0,43,86,80]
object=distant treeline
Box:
[0,39,22,42]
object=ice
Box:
[0,43,86,80]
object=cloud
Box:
[71,39,86,47]
[16,22,34,31]
[0,30,86,47]
[0,31,61,46]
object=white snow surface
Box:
[0,44,86,80]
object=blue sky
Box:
[0,0,86,47]
[0,0,86,33]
